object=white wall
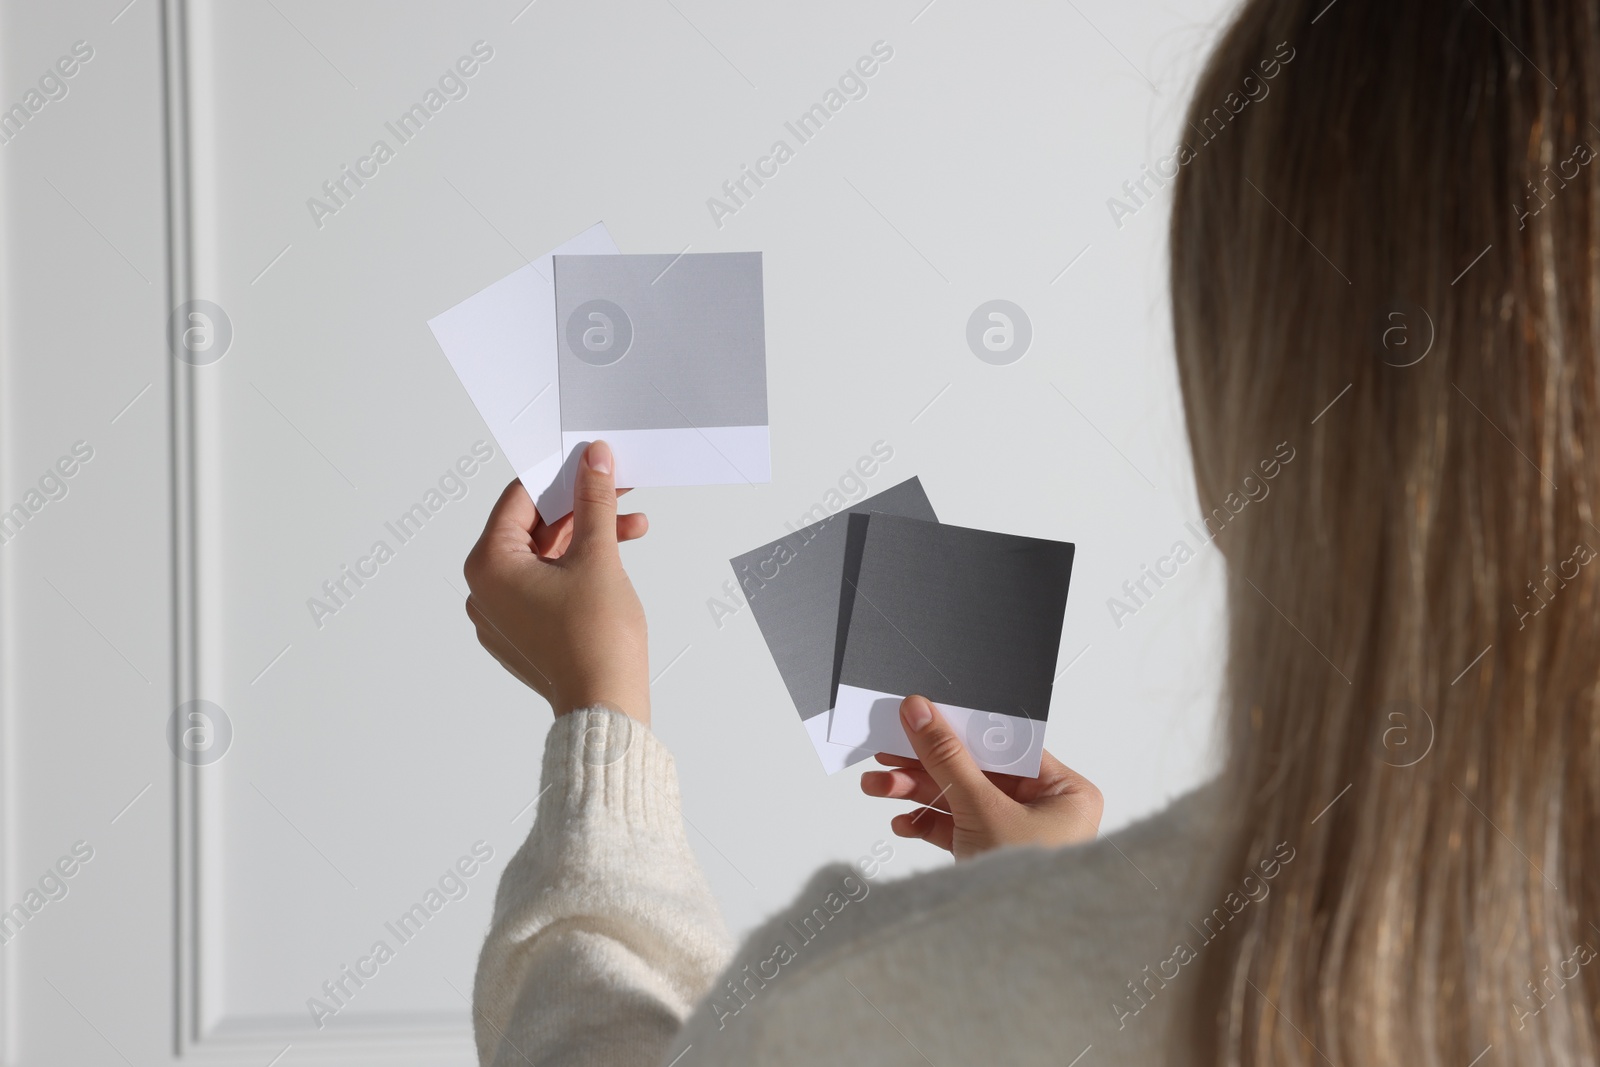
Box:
[0,0,1233,1062]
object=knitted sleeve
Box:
[472,706,734,1066]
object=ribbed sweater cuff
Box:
[536,706,687,845]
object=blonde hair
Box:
[1171,1,1600,1063]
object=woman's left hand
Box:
[461,440,653,724]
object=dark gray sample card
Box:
[729,477,938,772]
[828,513,1074,774]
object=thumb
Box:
[570,440,619,556]
[899,695,1000,818]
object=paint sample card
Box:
[428,234,769,520]
[826,513,1075,776]
[729,478,938,773]
[427,222,618,519]
[553,251,770,494]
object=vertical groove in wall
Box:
[0,5,12,1060]
[160,0,197,1056]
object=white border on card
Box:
[804,714,876,774]
[522,446,582,521]
[826,685,1046,777]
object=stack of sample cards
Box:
[731,478,1075,777]
[428,222,770,519]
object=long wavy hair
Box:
[1171,1,1600,1063]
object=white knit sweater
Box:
[473,706,1224,1066]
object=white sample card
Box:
[427,222,618,519]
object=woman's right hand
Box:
[859,695,1104,860]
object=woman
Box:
[462,0,1600,1062]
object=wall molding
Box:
[164,3,474,1059]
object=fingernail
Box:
[586,440,613,475]
[901,696,933,732]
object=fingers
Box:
[860,767,952,812]
[484,478,539,539]
[534,508,647,559]
[1034,748,1073,785]
[978,767,1041,803]
[466,480,539,586]
[1032,750,1104,808]
[873,752,1049,803]
[891,807,954,852]
[867,736,1105,857]
[617,511,649,542]
[532,511,574,557]
[898,695,1000,819]
[569,441,619,557]
[1037,755,1105,841]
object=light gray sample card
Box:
[553,251,769,490]
[827,513,1075,776]
[729,478,937,773]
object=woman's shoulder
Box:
[673,781,1226,1064]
